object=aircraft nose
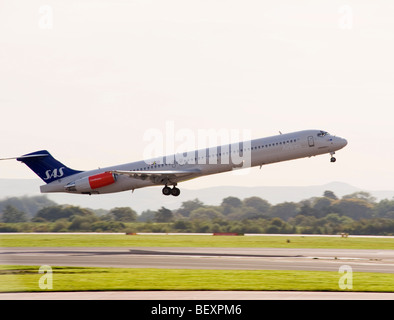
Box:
[338,137,348,148]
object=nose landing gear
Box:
[330,152,336,162]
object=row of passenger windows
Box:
[132,138,299,170]
[248,138,298,150]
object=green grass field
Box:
[1,234,394,292]
[1,265,393,292]
[1,233,394,249]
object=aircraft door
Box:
[308,136,314,147]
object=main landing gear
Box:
[162,185,181,197]
[330,152,336,163]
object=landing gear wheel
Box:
[162,186,172,196]
[171,187,180,197]
[330,157,336,163]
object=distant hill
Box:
[1,179,393,214]
[0,179,43,198]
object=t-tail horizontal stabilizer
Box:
[15,150,83,183]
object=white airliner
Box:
[4,130,347,197]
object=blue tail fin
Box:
[17,150,83,183]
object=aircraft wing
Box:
[109,168,202,184]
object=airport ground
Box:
[1,233,394,299]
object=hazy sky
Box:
[1,0,394,192]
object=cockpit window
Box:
[317,131,329,137]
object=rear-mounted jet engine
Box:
[65,172,116,193]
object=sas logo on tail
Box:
[44,167,65,180]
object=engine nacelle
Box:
[65,172,116,193]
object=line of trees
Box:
[1,191,394,235]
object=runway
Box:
[2,290,394,300]
[1,247,394,273]
[2,246,394,300]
